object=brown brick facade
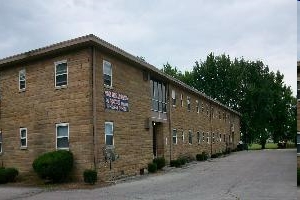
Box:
[0,35,241,181]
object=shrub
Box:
[153,157,166,170]
[83,169,97,185]
[298,169,300,186]
[148,163,157,173]
[202,152,208,160]
[211,154,218,158]
[0,167,19,184]
[196,154,203,161]
[170,160,181,168]
[178,157,187,165]
[32,150,74,183]
[5,168,19,182]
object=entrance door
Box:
[152,122,164,158]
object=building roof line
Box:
[0,34,241,116]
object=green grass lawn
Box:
[248,143,278,150]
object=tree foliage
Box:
[162,53,296,148]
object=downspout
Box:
[92,46,97,169]
[167,83,172,163]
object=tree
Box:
[162,53,296,147]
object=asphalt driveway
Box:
[0,149,296,200]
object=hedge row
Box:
[0,167,19,184]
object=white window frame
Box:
[20,128,27,148]
[103,60,112,87]
[171,90,176,107]
[105,122,114,146]
[182,131,185,143]
[180,94,183,107]
[196,100,199,113]
[172,129,177,144]
[56,123,69,150]
[19,69,26,91]
[188,130,192,144]
[187,96,191,111]
[207,132,210,144]
[55,60,68,88]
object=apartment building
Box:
[0,34,240,180]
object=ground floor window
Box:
[172,129,177,144]
[105,122,114,146]
[20,128,27,148]
[197,132,200,144]
[207,133,210,143]
[56,123,69,149]
[181,131,185,143]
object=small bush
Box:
[178,157,187,165]
[32,150,74,183]
[0,167,19,184]
[5,168,19,182]
[153,157,166,170]
[170,160,181,168]
[211,154,218,158]
[83,169,97,185]
[196,154,203,161]
[202,152,208,160]
[148,163,157,173]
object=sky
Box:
[0,0,297,95]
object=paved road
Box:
[0,149,296,200]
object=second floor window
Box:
[187,97,191,111]
[103,60,112,87]
[55,61,68,87]
[150,78,167,112]
[171,90,176,106]
[196,100,199,113]
[19,69,26,90]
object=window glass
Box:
[19,69,26,90]
[172,129,177,144]
[55,62,67,87]
[56,123,69,149]
[105,122,114,146]
[103,60,112,86]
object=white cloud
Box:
[0,0,296,94]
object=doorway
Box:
[152,122,164,158]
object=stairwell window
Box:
[188,130,192,144]
[172,129,177,144]
[171,90,176,106]
[19,69,26,91]
[56,123,69,149]
[103,60,112,87]
[187,97,191,111]
[20,128,27,148]
[55,60,68,87]
[150,79,167,113]
[105,122,114,146]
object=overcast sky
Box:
[0,0,297,95]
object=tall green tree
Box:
[162,53,296,148]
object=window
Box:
[180,94,183,107]
[182,131,185,142]
[56,123,69,149]
[171,90,176,106]
[297,81,300,100]
[103,60,112,87]
[197,131,200,144]
[207,133,210,143]
[20,128,27,148]
[206,104,209,116]
[212,133,215,143]
[297,132,300,154]
[219,133,222,142]
[55,61,68,87]
[188,130,192,144]
[172,129,177,144]
[0,131,2,153]
[202,132,205,142]
[19,69,26,90]
[150,79,167,112]
[105,122,114,146]
[196,100,199,113]
[187,97,191,111]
